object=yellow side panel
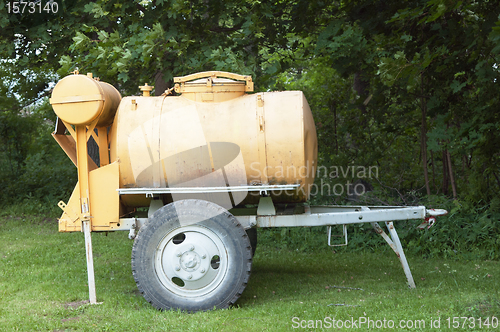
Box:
[89,161,120,229]
[58,184,82,232]
[58,162,119,232]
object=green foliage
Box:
[259,197,500,261]
[401,200,500,260]
[2,0,498,202]
[307,0,500,205]
[0,98,76,207]
[42,0,316,94]
[316,21,370,75]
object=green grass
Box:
[0,213,499,331]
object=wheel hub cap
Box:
[154,226,227,296]
[181,252,199,270]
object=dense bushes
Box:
[0,100,76,208]
[258,195,500,260]
[402,199,500,260]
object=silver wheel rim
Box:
[154,225,228,297]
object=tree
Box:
[53,0,314,94]
[313,0,500,203]
[1,0,499,206]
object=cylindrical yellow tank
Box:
[109,71,317,206]
[50,73,122,127]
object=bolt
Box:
[189,245,195,251]
[201,254,206,259]
[200,268,205,273]
[175,265,180,271]
[176,251,182,257]
[187,274,193,279]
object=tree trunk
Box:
[442,148,449,195]
[431,150,436,193]
[353,71,369,115]
[331,103,338,154]
[493,172,500,191]
[446,148,457,199]
[353,71,370,126]
[154,71,169,96]
[420,74,431,196]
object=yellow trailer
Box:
[50,71,446,312]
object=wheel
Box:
[246,228,258,257]
[131,199,252,312]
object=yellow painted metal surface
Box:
[51,71,317,232]
[50,74,121,127]
[139,83,153,97]
[58,162,120,232]
[51,131,98,170]
[75,123,92,225]
[110,90,317,205]
[50,72,122,232]
[174,71,253,102]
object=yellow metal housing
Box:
[52,71,317,232]
[111,76,317,206]
[50,74,121,127]
[50,73,122,232]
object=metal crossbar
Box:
[117,184,300,196]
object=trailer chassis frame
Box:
[115,193,446,289]
[77,185,447,304]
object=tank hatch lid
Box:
[174,71,253,102]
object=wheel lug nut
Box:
[200,268,205,273]
[187,274,193,279]
[176,251,182,257]
[189,245,195,251]
[201,254,206,259]
[175,265,180,271]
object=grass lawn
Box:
[0,214,499,331]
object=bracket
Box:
[257,196,276,216]
[327,224,348,247]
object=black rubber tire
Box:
[131,199,252,312]
[246,228,258,257]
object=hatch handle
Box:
[174,71,254,92]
